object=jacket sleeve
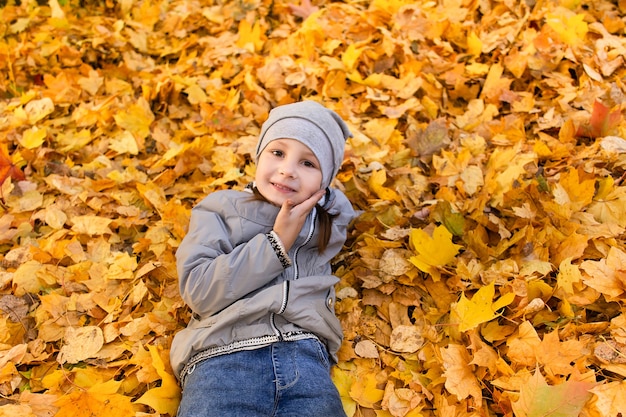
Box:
[176,193,284,318]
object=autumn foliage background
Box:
[1,0,626,415]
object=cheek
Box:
[306,171,323,190]
[254,159,270,178]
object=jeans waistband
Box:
[180,331,320,388]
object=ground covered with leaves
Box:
[1,0,626,415]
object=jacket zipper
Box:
[270,208,317,339]
[293,207,317,281]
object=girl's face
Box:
[255,138,323,206]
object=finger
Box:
[279,199,295,214]
[294,190,325,213]
[305,190,325,205]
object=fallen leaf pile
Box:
[1,0,626,415]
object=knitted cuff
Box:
[266,231,292,268]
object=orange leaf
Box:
[0,144,25,185]
[441,344,482,401]
[55,380,134,417]
[576,101,622,138]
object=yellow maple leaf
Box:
[558,168,596,212]
[19,126,47,149]
[349,371,384,409]
[331,367,357,417]
[109,131,139,155]
[184,83,208,105]
[367,169,401,202]
[72,367,112,388]
[452,281,515,332]
[557,257,582,294]
[211,146,239,174]
[131,0,160,30]
[481,320,516,343]
[77,69,104,96]
[104,251,138,280]
[134,345,181,415]
[55,379,134,417]
[53,129,93,153]
[545,8,588,47]
[485,144,537,206]
[11,260,44,296]
[342,43,366,72]
[409,225,462,281]
[113,98,155,140]
[467,31,482,56]
[131,344,160,384]
[362,117,397,144]
[370,0,412,16]
[236,19,264,53]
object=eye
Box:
[271,150,284,157]
[302,160,317,168]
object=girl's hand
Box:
[273,190,325,252]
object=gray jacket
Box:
[170,186,356,384]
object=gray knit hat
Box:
[256,101,352,190]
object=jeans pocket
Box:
[310,339,331,369]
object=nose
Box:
[278,160,297,178]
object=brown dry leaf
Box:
[2,391,58,417]
[381,383,424,417]
[70,215,113,236]
[390,325,424,354]
[588,380,626,416]
[580,246,626,302]
[57,326,104,365]
[354,340,379,359]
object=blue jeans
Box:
[177,338,347,417]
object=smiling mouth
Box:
[272,182,296,193]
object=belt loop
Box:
[187,363,196,375]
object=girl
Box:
[171,100,356,417]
